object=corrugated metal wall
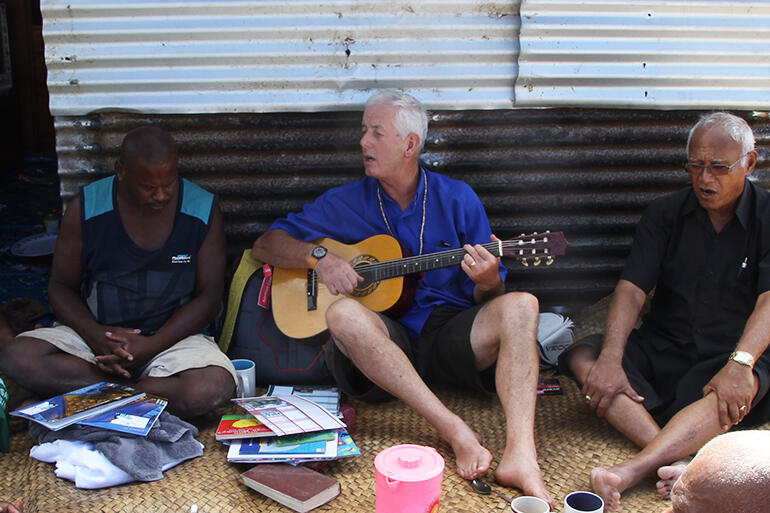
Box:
[42,0,520,115]
[518,0,770,108]
[42,1,770,311]
[54,108,770,311]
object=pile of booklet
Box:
[217,385,360,465]
[9,381,168,436]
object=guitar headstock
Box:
[500,231,568,267]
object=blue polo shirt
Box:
[270,167,506,337]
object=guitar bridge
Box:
[307,269,318,311]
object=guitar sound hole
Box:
[351,257,378,298]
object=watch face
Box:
[732,352,752,365]
[312,246,327,259]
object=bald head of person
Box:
[662,431,770,513]
[114,126,179,212]
[119,126,178,170]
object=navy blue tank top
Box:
[80,176,215,334]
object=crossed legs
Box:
[0,335,234,419]
[325,292,550,503]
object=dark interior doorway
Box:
[0,0,55,179]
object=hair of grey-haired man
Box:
[365,89,429,152]
[686,112,755,157]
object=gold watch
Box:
[729,350,755,369]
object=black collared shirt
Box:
[622,180,770,361]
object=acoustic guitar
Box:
[271,232,567,338]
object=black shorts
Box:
[558,328,770,426]
[325,305,495,403]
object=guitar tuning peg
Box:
[521,258,529,267]
[546,256,554,266]
[533,257,541,266]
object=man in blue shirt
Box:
[252,90,551,504]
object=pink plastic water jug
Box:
[374,444,445,513]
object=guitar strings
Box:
[358,237,552,280]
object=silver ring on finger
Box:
[584,395,591,402]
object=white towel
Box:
[30,438,204,489]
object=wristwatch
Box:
[310,245,328,268]
[729,350,755,369]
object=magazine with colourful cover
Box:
[233,395,345,436]
[227,430,338,463]
[216,414,274,441]
[77,394,168,436]
[266,385,342,416]
[9,382,143,431]
[292,427,360,463]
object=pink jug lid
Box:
[375,444,445,482]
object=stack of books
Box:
[10,381,168,436]
[216,385,360,465]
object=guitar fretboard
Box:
[357,238,553,282]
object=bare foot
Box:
[440,419,492,480]
[495,447,553,507]
[591,467,625,512]
[656,457,691,499]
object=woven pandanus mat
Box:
[2,377,687,513]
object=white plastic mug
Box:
[564,491,604,513]
[231,359,256,398]
[511,496,550,513]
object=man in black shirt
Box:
[560,112,770,511]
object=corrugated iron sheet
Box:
[54,108,770,311]
[41,0,521,116]
[517,1,770,109]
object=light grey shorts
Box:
[19,325,236,382]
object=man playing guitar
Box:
[252,89,552,505]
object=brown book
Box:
[241,463,340,512]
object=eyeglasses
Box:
[684,152,750,177]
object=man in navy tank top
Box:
[1,127,236,419]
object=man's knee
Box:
[326,297,363,327]
[164,366,235,418]
[566,344,598,384]
[497,291,539,318]
[0,336,52,377]
[325,298,384,345]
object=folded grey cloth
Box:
[30,411,203,481]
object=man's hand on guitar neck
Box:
[315,252,364,295]
[464,235,506,304]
